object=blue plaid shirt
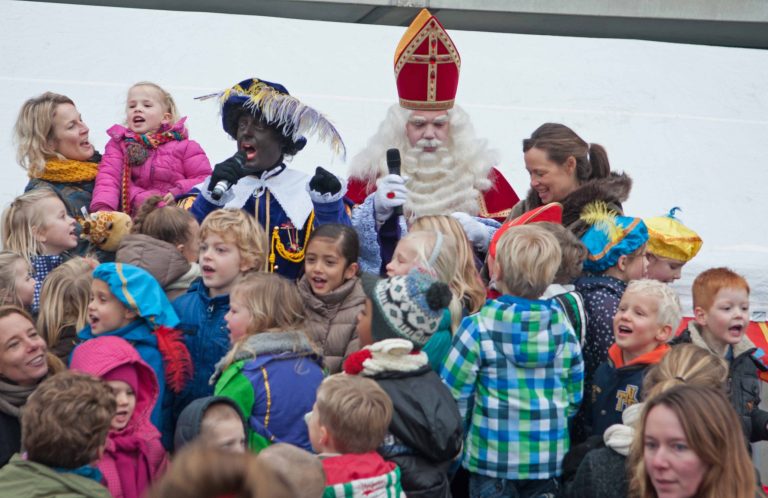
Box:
[441,295,584,480]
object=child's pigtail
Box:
[154,325,194,393]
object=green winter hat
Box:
[360,269,451,348]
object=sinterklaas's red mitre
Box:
[394,9,461,111]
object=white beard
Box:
[401,139,482,219]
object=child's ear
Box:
[615,254,628,272]
[162,112,172,125]
[656,324,674,343]
[343,262,359,280]
[694,306,708,326]
[124,308,138,322]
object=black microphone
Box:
[211,151,247,201]
[386,148,402,217]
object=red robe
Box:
[346,167,519,222]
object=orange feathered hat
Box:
[394,9,461,110]
[489,203,564,258]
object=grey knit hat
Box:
[360,270,451,347]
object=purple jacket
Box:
[91,118,211,213]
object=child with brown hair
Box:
[90,81,211,215]
[172,208,266,415]
[672,267,768,443]
[212,272,323,452]
[299,223,365,373]
[37,256,94,362]
[307,374,404,497]
[117,195,200,300]
[0,371,114,497]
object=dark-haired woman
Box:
[507,122,631,238]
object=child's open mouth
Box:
[311,276,327,289]
[617,324,633,335]
[132,116,145,125]
[728,324,745,337]
[201,265,215,275]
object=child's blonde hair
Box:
[314,375,393,454]
[37,257,94,353]
[200,209,266,272]
[127,81,180,125]
[0,251,29,307]
[642,344,728,401]
[231,273,304,335]
[624,279,682,330]
[495,225,561,299]
[1,188,62,262]
[411,215,485,331]
[219,273,307,372]
[13,92,77,176]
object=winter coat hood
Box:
[493,294,575,369]
[116,234,191,290]
[70,336,159,436]
[173,396,247,452]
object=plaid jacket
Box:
[441,294,584,480]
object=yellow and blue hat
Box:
[580,202,648,273]
[645,207,702,262]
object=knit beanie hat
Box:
[103,364,139,395]
[645,207,702,263]
[360,269,451,347]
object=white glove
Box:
[374,174,408,224]
[452,212,493,252]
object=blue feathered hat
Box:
[93,262,180,329]
[197,78,346,159]
[580,202,648,273]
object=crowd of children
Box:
[1,75,766,498]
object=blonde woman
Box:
[14,92,98,221]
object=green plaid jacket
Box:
[441,294,584,479]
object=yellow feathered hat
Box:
[645,207,702,262]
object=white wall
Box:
[2,0,768,312]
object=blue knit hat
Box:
[93,262,179,328]
[580,202,648,273]
[198,78,346,159]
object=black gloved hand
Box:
[308,166,342,196]
[207,152,247,192]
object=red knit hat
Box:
[394,9,461,110]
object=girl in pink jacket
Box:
[90,82,211,215]
[70,335,167,498]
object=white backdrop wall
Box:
[2,0,768,313]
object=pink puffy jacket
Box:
[90,117,211,213]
